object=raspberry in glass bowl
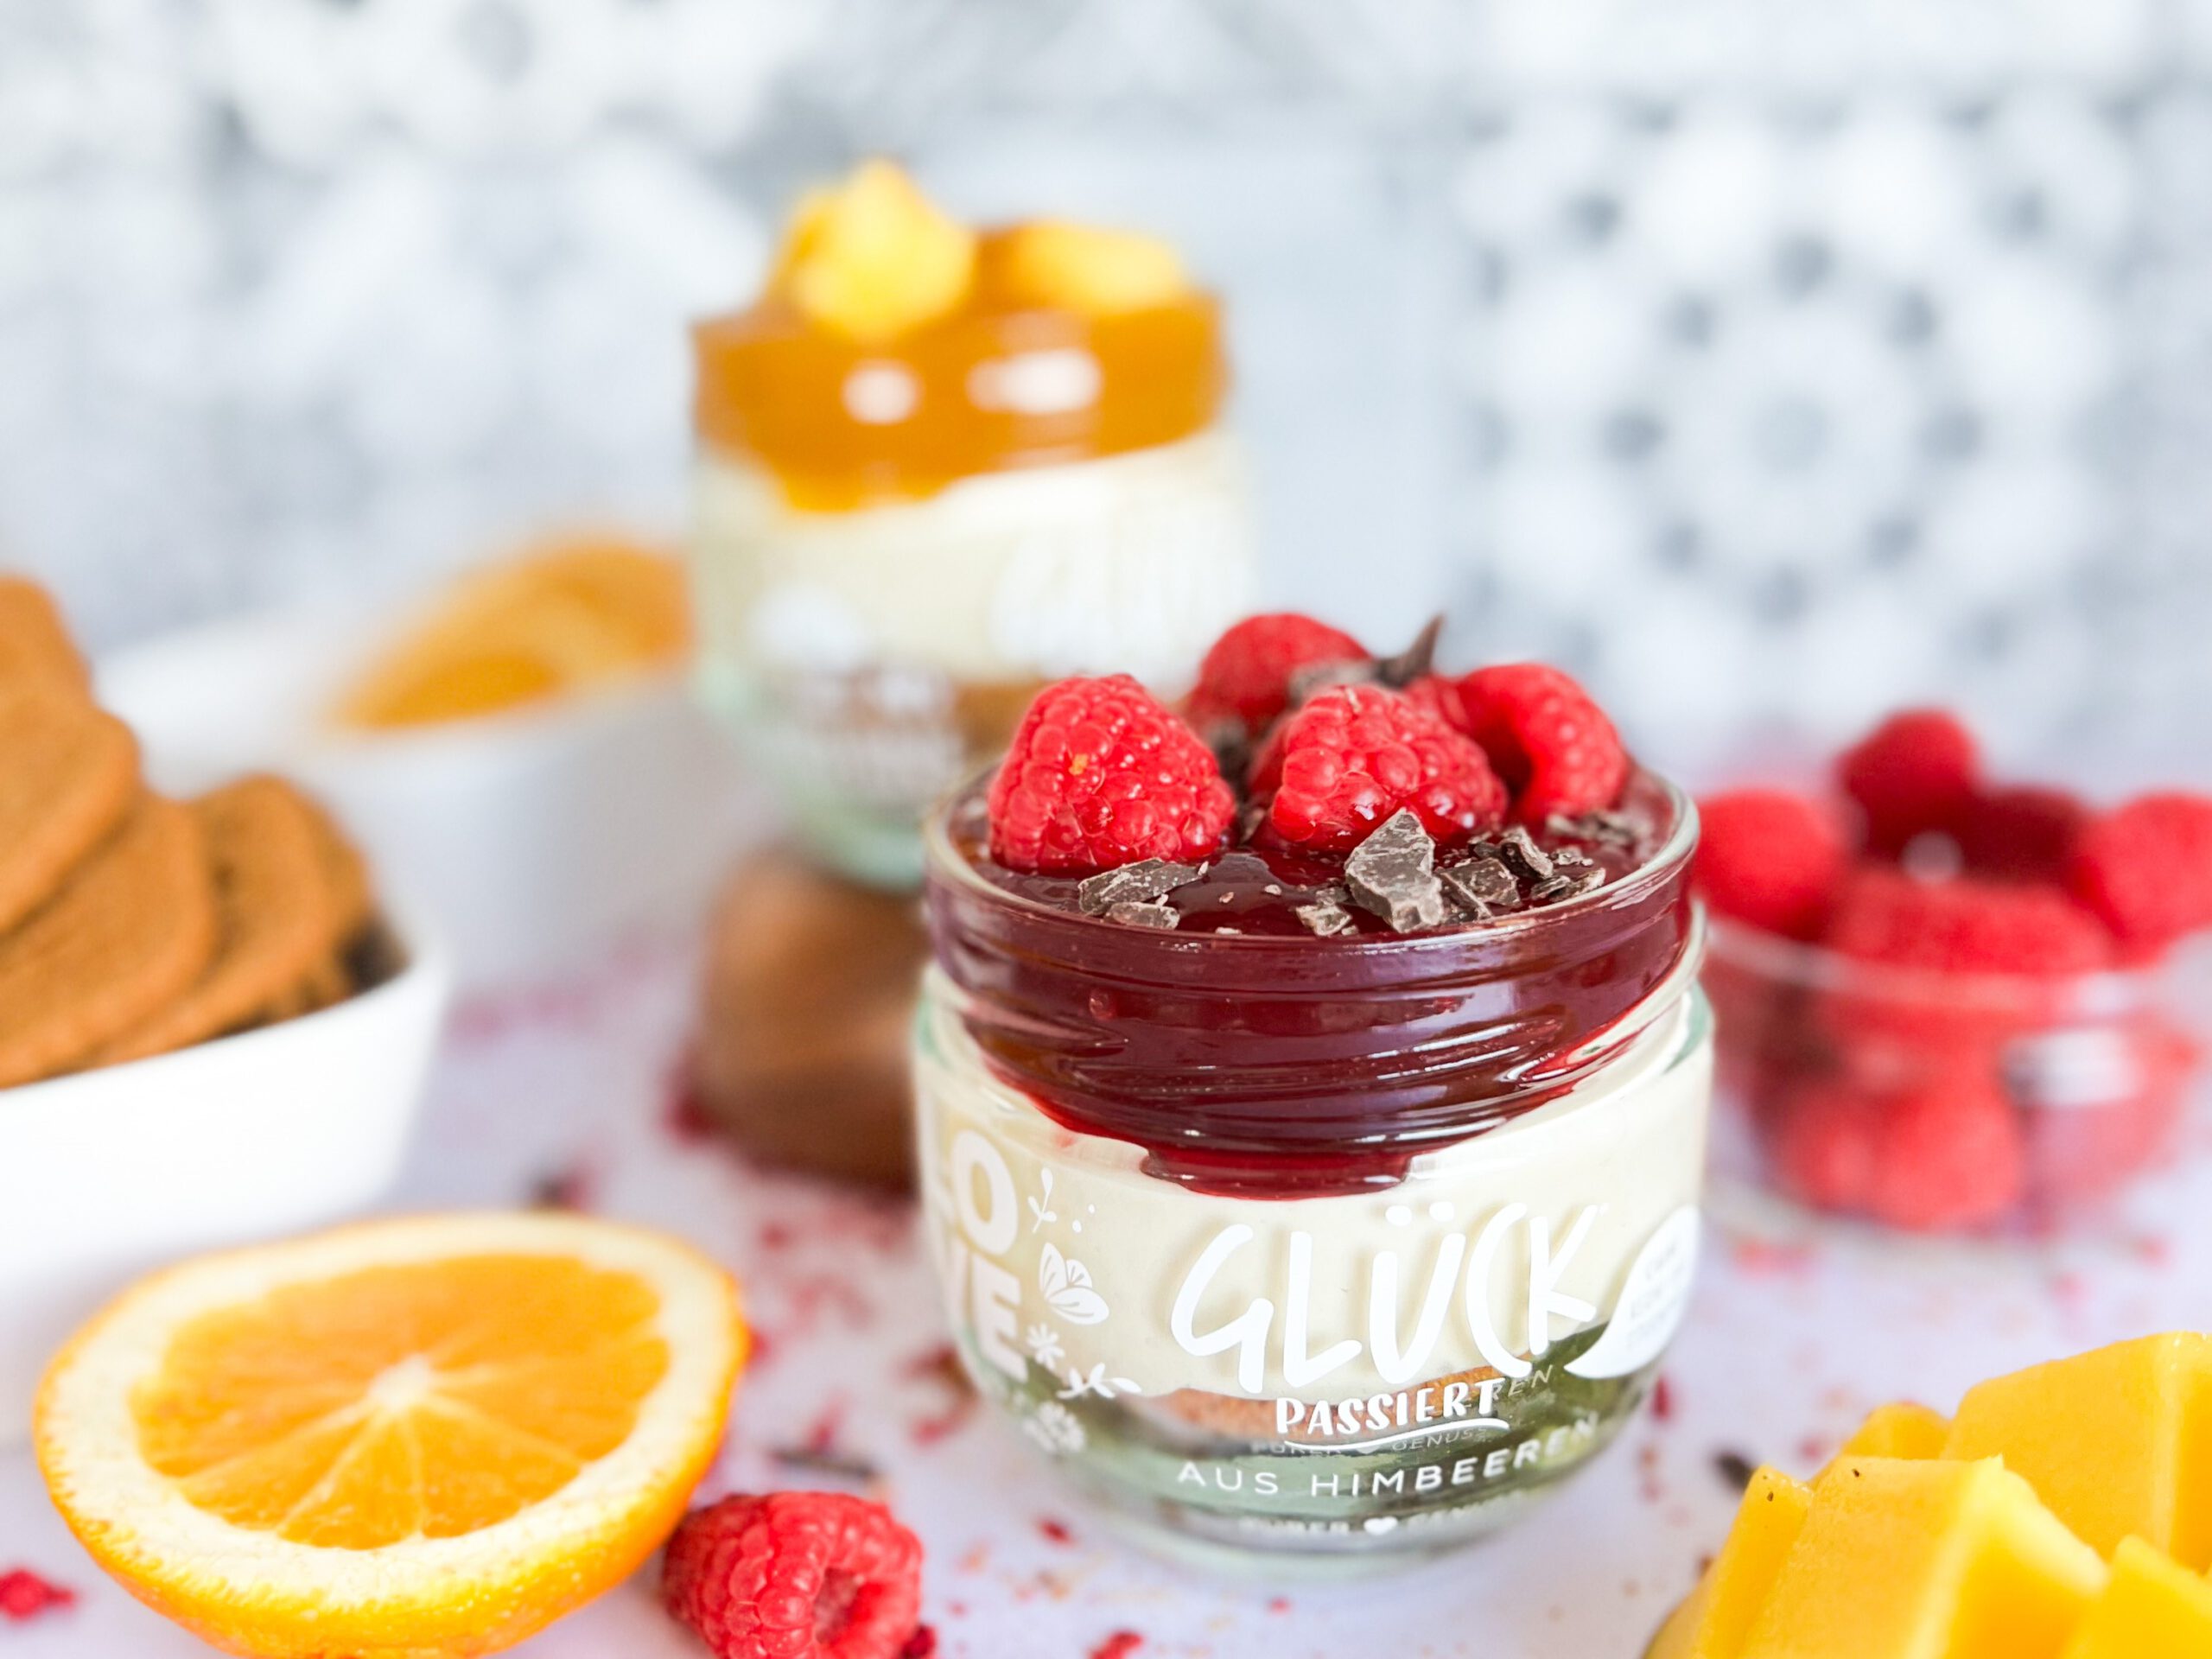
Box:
[1698,712,2211,1236]
[912,619,1711,1571]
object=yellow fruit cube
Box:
[772,160,976,342]
[1942,1332,2212,1568]
[999,219,1188,316]
[1648,1467,1815,1658]
[1837,1402,1952,1463]
[1742,1457,2107,1659]
[2061,1537,2212,1657]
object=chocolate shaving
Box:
[1202,719,1252,784]
[772,1446,881,1483]
[1549,808,1640,849]
[1105,899,1180,930]
[1531,868,1606,906]
[1373,614,1446,689]
[1441,855,1518,913]
[1296,902,1356,937]
[1344,810,1448,932]
[1712,1449,1758,1493]
[1495,825,1555,882]
[1286,657,1374,708]
[1078,859,1204,915]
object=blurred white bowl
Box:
[0,912,449,1446]
[99,601,756,989]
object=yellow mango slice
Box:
[772,160,976,342]
[1742,1457,2106,1659]
[1649,1467,1815,1658]
[1942,1332,2212,1568]
[1838,1402,1952,1463]
[998,220,1189,315]
[2061,1537,2212,1657]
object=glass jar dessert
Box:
[912,633,1712,1569]
[690,162,1255,886]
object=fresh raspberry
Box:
[1768,1076,1883,1213]
[1826,867,2111,979]
[988,675,1233,874]
[1864,1072,2024,1232]
[663,1492,924,1659]
[1955,785,2088,883]
[2068,792,2212,952]
[1836,709,1979,856]
[1418,664,1628,824]
[1249,683,1505,854]
[1187,613,1367,735]
[1694,789,1847,941]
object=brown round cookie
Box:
[98,778,350,1064]
[0,576,90,693]
[0,687,140,934]
[0,794,217,1088]
[693,847,927,1188]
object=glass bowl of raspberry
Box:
[1697,710,2212,1236]
[912,615,1713,1572]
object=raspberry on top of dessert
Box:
[963,613,1644,941]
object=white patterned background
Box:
[5,0,2211,780]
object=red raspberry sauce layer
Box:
[925,768,1697,1197]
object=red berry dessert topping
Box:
[664,1491,924,1659]
[1827,866,2109,978]
[1836,709,1978,856]
[2068,791,2212,952]
[1694,789,1847,941]
[1188,612,1366,735]
[1421,663,1628,824]
[1249,683,1506,854]
[988,674,1234,874]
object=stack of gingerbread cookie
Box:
[0,576,385,1089]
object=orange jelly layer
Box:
[694,228,1227,513]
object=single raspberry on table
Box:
[663,1491,924,1659]
[1864,1072,2025,1232]
[1954,785,2088,883]
[1186,612,1367,735]
[1416,663,1627,823]
[988,675,1234,874]
[1249,683,1505,854]
[1694,789,1848,941]
[2068,791,2212,952]
[1836,709,1979,856]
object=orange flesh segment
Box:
[131,1255,668,1549]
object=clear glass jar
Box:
[912,778,1712,1571]
[1706,918,2207,1235]
[689,257,1255,887]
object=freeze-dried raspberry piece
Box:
[2068,791,2212,953]
[1694,789,1848,941]
[1249,683,1505,854]
[1186,613,1367,735]
[1836,709,1979,856]
[988,675,1233,875]
[663,1491,924,1659]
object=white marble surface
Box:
[4,933,2207,1659]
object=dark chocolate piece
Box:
[1712,1449,1758,1493]
[1077,859,1204,916]
[1549,808,1640,849]
[1530,868,1606,905]
[1105,899,1181,929]
[1496,824,1555,882]
[1373,613,1445,689]
[1344,810,1448,932]
[1441,855,1518,913]
[1286,657,1374,708]
[1296,902,1356,937]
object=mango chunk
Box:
[1942,1332,2212,1568]
[2061,1537,2212,1657]
[1741,1457,2106,1659]
[998,219,1189,316]
[772,160,976,342]
[1837,1402,1951,1464]
[1649,1467,1814,1658]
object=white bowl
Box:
[99,602,757,990]
[0,912,450,1445]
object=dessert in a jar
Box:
[690,162,1255,885]
[913,616,1712,1568]
[1695,710,2210,1235]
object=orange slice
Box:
[335,538,689,730]
[36,1213,746,1658]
